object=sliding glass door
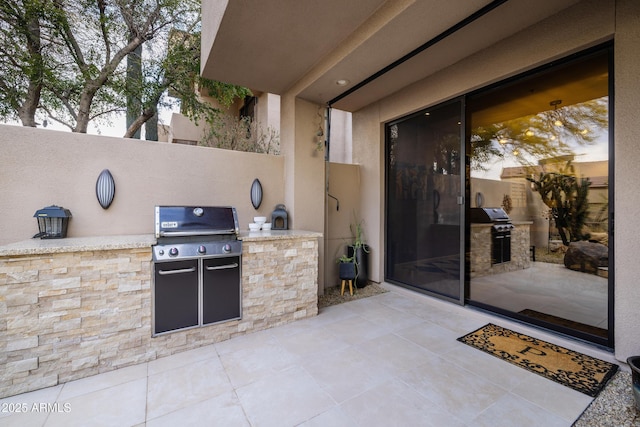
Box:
[383,44,613,347]
[466,45,612,347]
[385,100,464,302]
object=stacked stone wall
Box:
[470,223,531,278]
[0,236,318,398]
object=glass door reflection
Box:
[467,46,612,346]
[386,100,463,301]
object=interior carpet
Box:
[457,323,618,397]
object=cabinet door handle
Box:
[158,267,196,275]
[205,263,239,271]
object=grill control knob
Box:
[222,243,232,254]
[169,247,179,257]
[198,245,207,254]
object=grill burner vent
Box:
[153,206,241,261]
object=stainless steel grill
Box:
[470,207,514,265]
[152,206,242,335]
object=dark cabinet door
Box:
[154,259,199,334]
[202,256,241,325]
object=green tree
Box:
[527,162,591,246]
[0,0,249,137]
[470,98,608,172]
[123,29,251,139]
[0,0,52,127]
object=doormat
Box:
[519,309,608,339]
[457,324,618,397]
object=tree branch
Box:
[40,105,74,130]
[51,0,88,75]
[97,0,111,63]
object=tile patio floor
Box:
[0,283,621,426]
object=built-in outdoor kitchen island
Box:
[468,207,532,278]
[0,229,320,398]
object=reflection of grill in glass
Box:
[470,207,514,265]
[491,223,514,264]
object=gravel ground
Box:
[318,282,388,308]
[573,370,640,426]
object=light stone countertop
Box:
[238,229,322,242]
[0,230,322,257]
[0,234,157,256]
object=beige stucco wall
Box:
[278,95,326,289]
[613,0,640,361]
[328,109,353,164]
[325,162,362,290]
[256,92,281,133]
[168,112,205,143]
[291,97,326,232]
[352,107,384,285]
[0,125,284,245]
[352,0,640,360]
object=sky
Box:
[3,106,178,139]
[472,132,609,181]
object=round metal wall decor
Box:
[96,169,116,209]
[250,178,263,209]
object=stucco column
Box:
[351,107,383,284]
[614,0,640,361]
[280,94,326,291]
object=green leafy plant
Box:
[200,115,280,154]
[527,161,591,246]
[337,254,354,263]
[350,218,369,252]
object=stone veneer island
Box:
[0,230,320,398]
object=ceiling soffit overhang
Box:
[202,0,584,113]
[325,0,509,108]
[201,0,389,94]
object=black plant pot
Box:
[339,262,356,280]
[628,356,640,411]
[348,244,369,288]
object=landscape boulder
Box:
[564,241,608,275]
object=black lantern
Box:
[33,205,72,239]
[271,204,288,230]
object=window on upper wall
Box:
[240,96,257,121]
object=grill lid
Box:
[469,207,511,223]
[155,206,239,238]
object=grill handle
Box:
[158,229,237,237]
[205,263,239,271]
[158,267,197,276]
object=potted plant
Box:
[347,219,370,288]
[336,253,357,296]
[337,254,357,281]
[628,356,640,410]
